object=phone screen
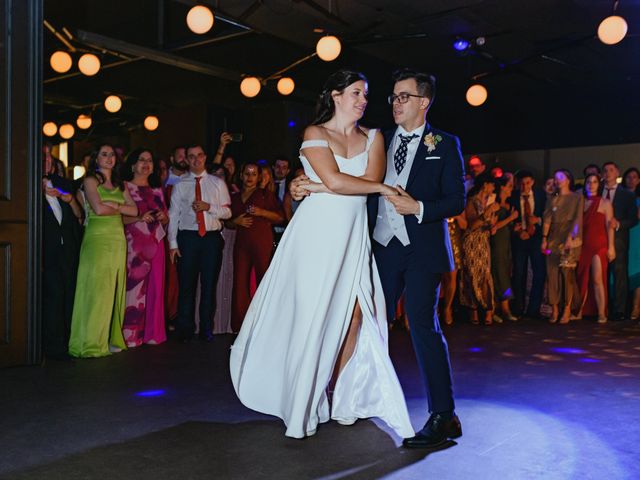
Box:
[230,133,243,142]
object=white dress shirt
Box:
[168,171,232,249]
[373,123,426,247]
[275,179,286,202]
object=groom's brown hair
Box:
[392,68,436,103]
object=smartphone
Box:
[486,193,496,206]
[230,133,243,142]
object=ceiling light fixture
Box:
[277,77,295,96]
[453,39,470,51]
[466,84,488,107]
[78,53,101,76]
[59,123,75,139]
[76,114,92,129]
[187,5,215,34]
[598,15,627,45]
[50,51,72,73]
[144,115,159,131]
[240,77,262,98]
[42,122,58,137]
[104,95,122,113]
[316,35,341,61]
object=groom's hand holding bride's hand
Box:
[290,174,311,201]
[385,185,420,215]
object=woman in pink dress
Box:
[576,174,615,323]
[121,148,169,346]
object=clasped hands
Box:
[289,175,420,216]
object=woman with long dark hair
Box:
[120,148,169,347]
[69,144,138,357]
[576,173,614,323]
[623,167,640,320]
[230,70,413,439]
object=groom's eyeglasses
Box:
[387,93,425,105]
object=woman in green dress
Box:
[69,144,138,357]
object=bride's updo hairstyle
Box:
[312,69,368,125]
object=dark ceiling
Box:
[44,0,640,153]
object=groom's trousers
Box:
[374,238,455,414]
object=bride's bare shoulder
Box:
[303,125,328,141]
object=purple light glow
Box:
[453,39,470,51]
[135,389,166,397]
[552,347,587,355]
[288,120,296,128]
[579,358,601,363]
[469,347,483,353]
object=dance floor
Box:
[1,318,639,479]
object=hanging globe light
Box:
[104,95,122,113]
[186,5,214,34]
[466,84,488,107]
[42,122,58,137]
[316,36,341,61]
[76,114,92,129]
[240,77,261,98]
[597,15,628,45]
[59,124,75,139]
[144,115,159,131]
[277,77,295,96]
[78,53,101,76]
[50,51,72,73]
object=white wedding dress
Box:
[229,129,414,439]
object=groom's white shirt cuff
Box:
[415,201,424,223]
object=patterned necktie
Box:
[195,176,206,237]
[394,134,418,175]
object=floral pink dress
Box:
[123,182,167,347]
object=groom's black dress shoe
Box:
[402,413,462,449]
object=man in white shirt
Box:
[168,145,232,341]
[165,145,188,187]
[273,157,290,246]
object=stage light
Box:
[598,15,627,45]
[240,77,261,98]
[288,120,296,128]
[50,51,72,73]
[277,77,295,96]
[59,124,75,139]
[144,115,159,131]
[466,84,488,106]
[78,53,101,76]
[186,5,214,34]
[104,95,122,113]
[135,389,166,397]
[76,114,92,129]
[453,39,470,51]
[42,122,58,137]
[316,36,341,61]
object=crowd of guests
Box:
[41,136,640,360]
[440,158,640,327]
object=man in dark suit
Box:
[370,69,466,449]
[509,170,546,319]
[42,145,82,360]
[602,162,638,320]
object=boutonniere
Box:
[423,132,442,153]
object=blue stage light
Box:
[135,389,166,397]
[579,358,601,363]
[453,39,470,51]
[468,347,483,353]
[552,347,587,355]
[288,120,296,128]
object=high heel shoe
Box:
[548,316,558,324]
[597,316,608,324]
[444,309,454,325]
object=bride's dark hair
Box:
[312,69,368,125]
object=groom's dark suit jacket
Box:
[368,124,466,272]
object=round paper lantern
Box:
[277,77,295,96]
[104,95,122,113]
[42,122,58,137]
[597,15,627,45]
[466,84,488,107]
[144,115,159,131]
[316,36,341,61]
[78,53,101,76]
[240,77,261,98]
[76,114,92,129]
[186,5,214,34]
[50,51,72,73]
[59,124,75,139]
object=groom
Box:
[371,68,465,449]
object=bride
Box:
[229,69,414,440]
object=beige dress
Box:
[543,192,583,307]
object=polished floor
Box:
[1,317,639,479]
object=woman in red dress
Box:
[229,162,284,332]
[576,174,615,323]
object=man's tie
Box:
[394,134,418,175]
[522,194,535,236]
[195,176,206,237]
[605,187,612,200]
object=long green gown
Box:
[69,185,127,357]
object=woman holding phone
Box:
[459,174,500,325]
[120,148,169,347]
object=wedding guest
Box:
[168,144,232,342]
[622,167,640,320]
[464,156,486,193]
[121,148,169,347]
[576,174,615,323]
[69,144,138,357]
[583,164,602,179]
[491,174,519,321]
[212,132,240,193]
[541,169,583,324]
[259,164,276,194]
[441,213,466,325]
[165,146,188,187]
[510,170,546,318]
[229,162,284,332]
[42,144,82,359]
[459,175,500,325]
[272,156,291,247]
[602,162,638,320]
[543,177,555,197]
[158,157,169,185]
